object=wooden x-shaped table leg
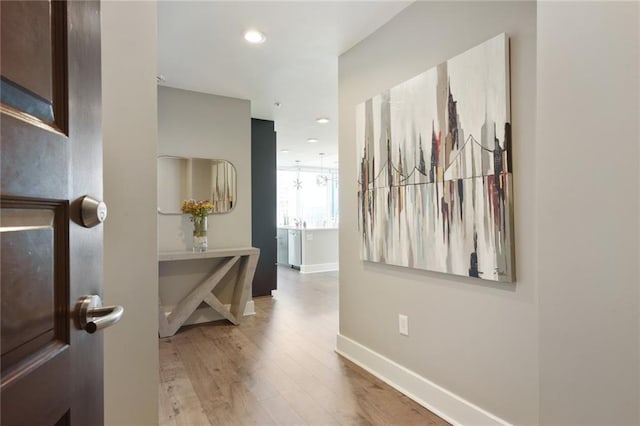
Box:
[158,251,259,338]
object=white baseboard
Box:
[299,262,339,274]
[335,334,510,426]
[182,300,255,326]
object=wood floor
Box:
[159,267,448,426]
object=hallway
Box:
[159,267,447,425]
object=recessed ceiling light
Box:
[316,117,330,124]
[244,30,266,44]
[307,138,319,143]
[280,149,289,153]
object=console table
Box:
[158,247,260,338]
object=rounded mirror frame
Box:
[157,156,237,215]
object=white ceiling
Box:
[157,1,411,169]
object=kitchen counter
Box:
[278,227,338,273]
[278,226,338,231]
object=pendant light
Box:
[316,153,329,186]
[293,160,302,190]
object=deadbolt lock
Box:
[80,195,107,228]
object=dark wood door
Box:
[1,1,104,425]
[251,119,277,297]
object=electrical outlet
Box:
[398,314,409,336]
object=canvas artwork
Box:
[356,33,514,282]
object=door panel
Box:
[2,348,70,425]
[1,1,104,425]
[0,0,67,134]
[1,199,69,374]
[1,1,53,102]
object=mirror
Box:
[158,156,237,214]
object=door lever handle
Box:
[75,295,124,334]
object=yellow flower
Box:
[181,199,213,218]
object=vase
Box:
[192,215,208,252]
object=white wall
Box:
[536,3,639,425]
[339,2,639,425]
[157,86,251,251]
[338,2,538,423]
[102,2,159,425]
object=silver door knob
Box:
[75,295,124,334]
[80,195,107,228]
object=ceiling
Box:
[157,1,411,170]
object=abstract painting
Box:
[356,33,514,282]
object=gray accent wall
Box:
[251,119,277,296]
[157,86,251,251]
[339,1,639,424]
[156,87,252,324]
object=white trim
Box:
[335,334,511,426]
[181,300,255,326]
[299,262,339,274]
[242,299,256,316]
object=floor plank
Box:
[159,266,449,426]
[259,394,306,426]
[158,338,210,425]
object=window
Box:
[277,169,338,228]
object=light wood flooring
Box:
[159,266,448,426]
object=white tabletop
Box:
[158,247,259,262]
